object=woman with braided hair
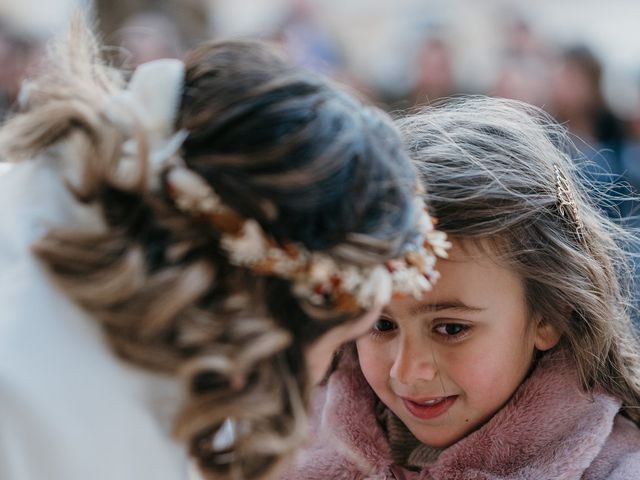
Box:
[0,15,448,480]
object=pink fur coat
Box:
[283,350,640,479]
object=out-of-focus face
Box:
[356,241,559,447]
[305,305,382,385]
[117,14,181,67]
[550,60,597,118]
[0,33,41,102]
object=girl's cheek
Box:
[356,340,389,387]
[455,350,509,396]
[356,340,373,373]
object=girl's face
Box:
[356,241,560,447]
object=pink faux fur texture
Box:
[282,349,640,479]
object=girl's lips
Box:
[402,395,458,420]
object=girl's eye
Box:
[370,317,397,338]
[433,323,470,340]
[373,318,397,332]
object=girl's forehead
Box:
[445,235,515,270]
[446,237,498,263]
[384,237,527,317]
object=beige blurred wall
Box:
[0,0,84,38]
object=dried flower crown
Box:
[167,167,450,310]
[106,59,451,311]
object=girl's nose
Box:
[389,336,438,385]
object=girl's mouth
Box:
[402,395,458,420]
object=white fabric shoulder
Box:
[0,131,187,478]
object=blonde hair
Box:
[0,16,421,479]
[398,96,640,424]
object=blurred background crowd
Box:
[1,0,639,254]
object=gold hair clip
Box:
[553,164,585,245]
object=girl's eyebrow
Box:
[409,300,485,316]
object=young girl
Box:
[285,96,640,479]
[0,16,447,480]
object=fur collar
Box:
[289,348,627,479]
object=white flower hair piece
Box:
[167,166,451,312]
[104,59,188,191]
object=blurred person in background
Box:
[0,21,42,120]
[115,11,184,68]
[411,36,455,106]
[274,0,344,77]
[550,45,625,165]
[618,78,640,325]
[549,46,634,219]
[268,0,380,110]
[93,0,208,53]
[493,17,552,108]
[620,77,640,216]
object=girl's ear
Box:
[533,315,562,351]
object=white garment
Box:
[0,153,188,479]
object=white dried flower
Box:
[418,209,435,234]
[390,266,413,293]
[340,266,363,293]
[391,268,433,298]
[268,248,303,276]
[292,281,313,299]
[426,230,452,258]
[308,253,338,286]
[356,266,392,308]
[168,167,221,214]
[222,220,268,265]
